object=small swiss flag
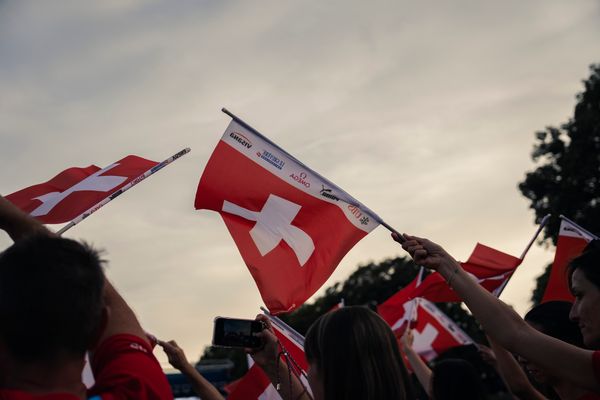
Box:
[6,155,158,224]
[542,218,597,303]
[195,118,381,313]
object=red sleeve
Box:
[594,351,600,384]
[88,334,173,400]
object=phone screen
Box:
[212,317,263,348]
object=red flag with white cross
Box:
[381,297,473,362]
[542,217,598,303]
[195,112,383,313]
[6,155,158,224]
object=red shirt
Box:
[0,334,172,399]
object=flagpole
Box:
[519,214,551,259]
[559,215,599,240]
[221,108,402,236]
[260,306,305,345]
[495,214,550,297]
[57,148,191,236]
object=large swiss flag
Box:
[6,155,158,224]
[195,118,380,313]
[542,218,597,303]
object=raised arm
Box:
[400,329,433,397]
[393,233,599,392]
[159,340,225,400]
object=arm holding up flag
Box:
[400,329,433,397]
[0,195,51,241]
[394,233,600,392]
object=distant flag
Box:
[6,149,190,233]
[195,109,392,313]
[382,298,473,362]
[542,216,598,303]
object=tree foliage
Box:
[519,64,600,304]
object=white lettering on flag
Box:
[223,194,315,266]
[31,163,127,217]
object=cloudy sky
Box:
[1,0,599,368]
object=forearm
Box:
[98,279,148,345]
[439,259,527,349]
[181,365,225,400]
[259,359,311,400]
[404,346,433,397]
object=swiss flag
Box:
[227,363,281,400]
[381,243,521,305]
[228,315,308,400]
[195,118,380,313]
[542,218,597,303]
[382,298,473,362]
[6,155,158,224]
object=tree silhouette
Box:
[519,64,600,303]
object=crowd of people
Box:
[0,193,599,400]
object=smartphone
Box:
[212,317,264,348]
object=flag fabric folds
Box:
[542,217,598,303]
[380,297,473,362]
[6,155,158,224]
[195,118,381,313]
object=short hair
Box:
[524,301,584,347]
[431,359,486,400]
[0,235,105,363]
[568,239,600,290]
[304,306,413,400]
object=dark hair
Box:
[0,235,105,363]
[524,301,584,347]
[568,239,600,290]
[431,359,487,400]
[304,306,413,400]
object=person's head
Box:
[304,306,412,400]
[431,359,486,400]
[521,301,584,384]
[0,235,106,366]
[568,240,600,348]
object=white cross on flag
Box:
[382,297,473,362]
[195,113,381,313]
[6,155,158,224]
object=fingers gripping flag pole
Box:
[195,109,400,313]
[57,148,190,235]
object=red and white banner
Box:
[228,314,308,400]
[542,217,597,303]
[195,117,381,313]
[6,155,158,224]
[382,298,473,362]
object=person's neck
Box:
[4,356,87,398]
[553,379,590,400]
